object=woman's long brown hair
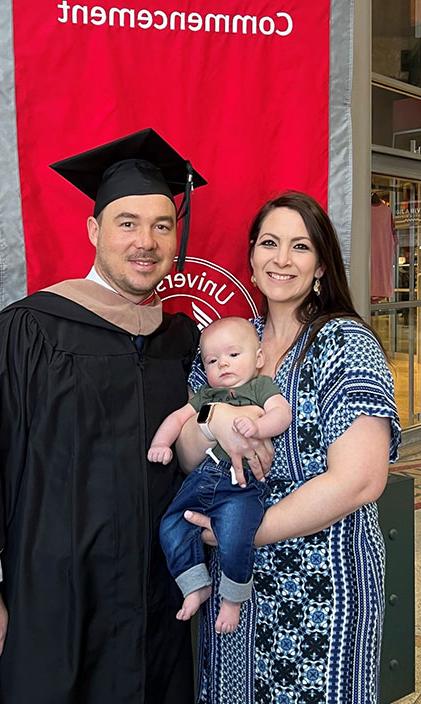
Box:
[248,191,385,361]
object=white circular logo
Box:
[157,257,259,328]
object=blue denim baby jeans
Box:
[160,457,269,603]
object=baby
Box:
[148,317,291,633]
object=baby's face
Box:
[201,321,263,388]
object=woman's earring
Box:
[313,277,321,296]
[251,274,257,287]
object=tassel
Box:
[176,161,194,272]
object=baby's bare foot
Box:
[215,598,241,634]
[176,586,212,621]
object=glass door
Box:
[371,173,421,429]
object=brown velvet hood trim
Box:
[43,280,163,335]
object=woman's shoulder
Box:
[316,316,367,334]
[312,317,378,347]
[310,316,386,370]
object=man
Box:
[0,129,205,703]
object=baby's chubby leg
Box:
[208,476,263,635]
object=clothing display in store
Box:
[371,198,397,300]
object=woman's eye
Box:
[258,238,276,247]
[294,242,310,250]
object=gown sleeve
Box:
[316,320,401,461]
[0,308,46,555]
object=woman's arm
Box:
[255,414,390,544]
[176,403,273,484]
[175,413,217,472]
[185,414,390,545]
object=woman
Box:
[178,192,400,704]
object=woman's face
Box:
[250,207,324,308]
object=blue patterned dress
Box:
[188,317,400,704]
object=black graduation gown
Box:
[0,291,199,704]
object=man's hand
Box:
[0,595,8,655]
[184,511,217,546]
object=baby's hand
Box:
[147,445,173,465]
[232,416,258,438]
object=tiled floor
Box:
[389,442,421,704]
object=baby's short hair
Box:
[200,316,259,349]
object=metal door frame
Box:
[372,153,421,440]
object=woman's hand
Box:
[184,511,218,546]
[176,403,274,486]
[209,404,274,487]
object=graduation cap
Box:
[50,128,207,271]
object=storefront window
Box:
[373,0,421,89]
[370,174,421,428]
[372,85,421,151]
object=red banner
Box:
[12,1,329,321]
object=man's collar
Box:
[86,266,119,292]
[86,266,156,306]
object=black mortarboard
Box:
[50,128,207,271]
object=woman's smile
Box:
[250,207,324,307]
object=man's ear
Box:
[256,347,265,370]
[87,216,99,248]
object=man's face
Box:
[87,194,177,302]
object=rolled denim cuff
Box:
[219,572,253,602]
[175,563,212,597]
